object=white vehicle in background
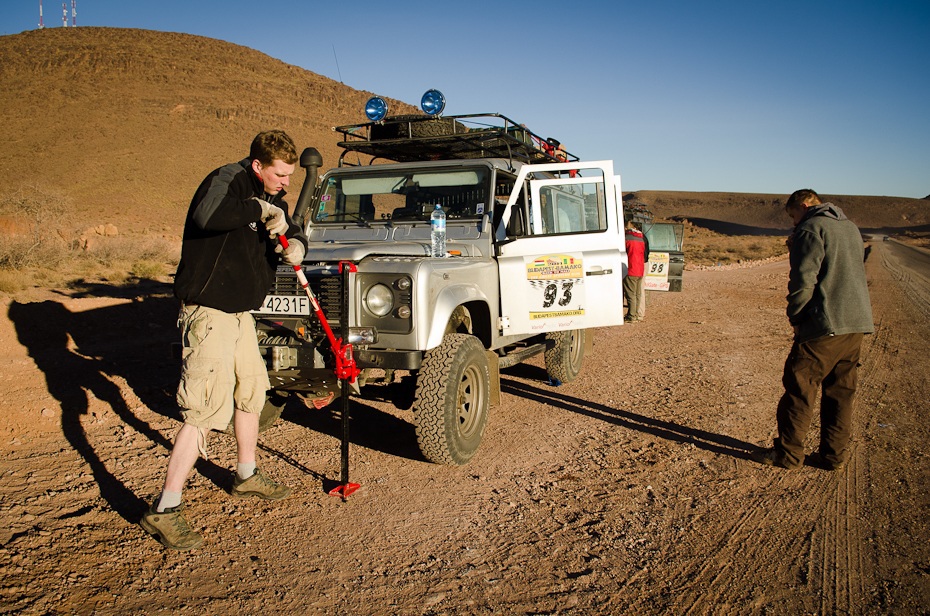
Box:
[252,90,629,465]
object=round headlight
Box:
[420,89,445,116]
[365,96,388,122]
[365,283,394,317]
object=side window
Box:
[540,187,585,233]
[533,172,608,236]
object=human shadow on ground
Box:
[500,377,757,461]
[7,281,229,522]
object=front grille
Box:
[268,268,343,332]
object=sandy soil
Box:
[1,240,928,615]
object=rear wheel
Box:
[544,329,585,384]
[414,334,489,465]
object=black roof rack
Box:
[333,113,579,167]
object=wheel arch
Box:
[424,285,492,350]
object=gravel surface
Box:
[1,240,928,614]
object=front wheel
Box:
[544,329,585,384]
[414,334,490,465]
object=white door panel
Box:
[497,161,626,336]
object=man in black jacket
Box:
[141,130,309,550]
[752,189,873,471]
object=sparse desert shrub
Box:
[0,187,181,294]
[81,234,179,280]
[685,231,788,266]
[0,231,74,270]
[131,259,168,280]
[0,270,29,294]
[0,186,73,270]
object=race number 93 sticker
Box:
[525,254,585,319]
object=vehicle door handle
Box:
[585,268,612,276]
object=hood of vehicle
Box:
[306,241,433,261]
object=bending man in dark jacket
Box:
[141,130,309,550]
[752,189,873,471]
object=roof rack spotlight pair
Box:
[365,89,446,122]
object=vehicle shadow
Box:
[358,373,418,411]
[502,362,552,384]
[279,393,425,464]
[7,280,230,522]
[500,377,756,461]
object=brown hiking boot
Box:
[231,467,292,500]
[807,451,847,471]
[750,447,802,470]
[140,502,203,551]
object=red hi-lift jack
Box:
[278,235,360,501]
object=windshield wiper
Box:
[342,213,371,227]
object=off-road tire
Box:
[223,391,288,435]
[371,114,467,140]
[414,334,490,465]
[544,329,585,384]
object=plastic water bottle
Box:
[430,204,446,257]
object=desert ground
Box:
[1,26,929,615]
[1,238,928,615]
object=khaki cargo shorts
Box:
[176,304,271,432]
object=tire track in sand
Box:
[615,265,897,614]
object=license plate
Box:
[254,294,310,316]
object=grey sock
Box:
[156,490,182,512]
[237,462,256,480]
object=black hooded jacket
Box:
[173,158,308,313]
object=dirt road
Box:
[1,239,928,615]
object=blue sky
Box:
[5,0,929,198]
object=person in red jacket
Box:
[624,220,648,322]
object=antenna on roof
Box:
[71,0,76,26]
[38,0,44,28]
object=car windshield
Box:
[312,167,490,224]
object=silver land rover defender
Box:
[252,91,629,465]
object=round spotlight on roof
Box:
[420,89,446,116]
[365,96,388,122]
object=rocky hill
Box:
[631,191,930,235]
[0,27,413,234]
[0,27,927,237]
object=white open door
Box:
[496,161,626,336]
